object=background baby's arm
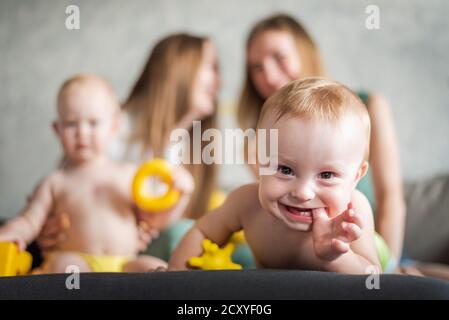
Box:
[0,176,54,250]
[168,184,251,270]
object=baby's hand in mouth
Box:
[311,204,363,261]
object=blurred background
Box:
[0,0,448,219]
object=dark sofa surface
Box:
[1,270,449,300]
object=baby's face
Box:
[55,83,118,164]
[259,115,368,231]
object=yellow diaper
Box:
[39,252,130,273]
[77,253,129,272]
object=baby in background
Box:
[170,78,380,274]
[0,74,193,273]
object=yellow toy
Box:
[229,230,246,245]
[0,242,33,277]
[132,158,180,212]
[207,190,227,212]
[188,239,242,270]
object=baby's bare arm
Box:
[322,190,380,274]
[0,176,54,248]
[169,184,257,270]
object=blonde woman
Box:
[122,33,220,220]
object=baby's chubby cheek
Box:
[257,179,279,209]
[323,188,353,218]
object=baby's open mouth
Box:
[281,204,314,224]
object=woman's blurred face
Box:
[192,41,220,119]
[248,30,301,99]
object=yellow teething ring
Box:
[132,158,180,212]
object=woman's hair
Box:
[237,14,325,132]
[123,33,217,219]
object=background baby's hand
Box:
[312,203,363,261]
[134,217,160,252]
[0,228,27,251]
[171,165,194,196]
[137,165,194,233]
[36,212,70,254]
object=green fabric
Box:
[374,232,393,272]
[145,219,195,262]
[356,169,376,211]
[356,91,376,211]
[233,241,257,269]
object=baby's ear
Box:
[354,161,369,185]
[52,121,60,136]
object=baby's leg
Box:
[41,252,91,273]
[123,255,167,272]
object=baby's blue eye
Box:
[278,165,294,176]
[319,172,334,179]
[274,52,286,61]
[64,121,77,127]
[251,64,263,73]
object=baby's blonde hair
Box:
[258,77,371,160]
[57,73,119,113]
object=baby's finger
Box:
[37,232,67,250]
[311,208,330,236]
[137,238,151,252]
[172,167,194,194]
[138,230,151,243]
[138,220,150,232]
[39,220,61,237]
[16,239,27,251]
[312,208,328,222]
[331,239,350,254]
[348,210,363,229]
[173,179,194,195]
[340,222,362,242]
[149,228,160,239]
[36,237,58,249]
[137,225,153,242]
[341,208,363,229]
[148,266,168,272]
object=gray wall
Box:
[1,0,448,218]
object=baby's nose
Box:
[76,122,90,136]
[290,181,315,202]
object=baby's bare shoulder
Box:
[113,161,138,175]
[104,161,137,181]
[226,183,261,216]
[27,170,62,200]
[40,169,64,188]
[351,189,373,218]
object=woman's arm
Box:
[367,93,406,261]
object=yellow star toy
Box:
[188,239,242,270]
